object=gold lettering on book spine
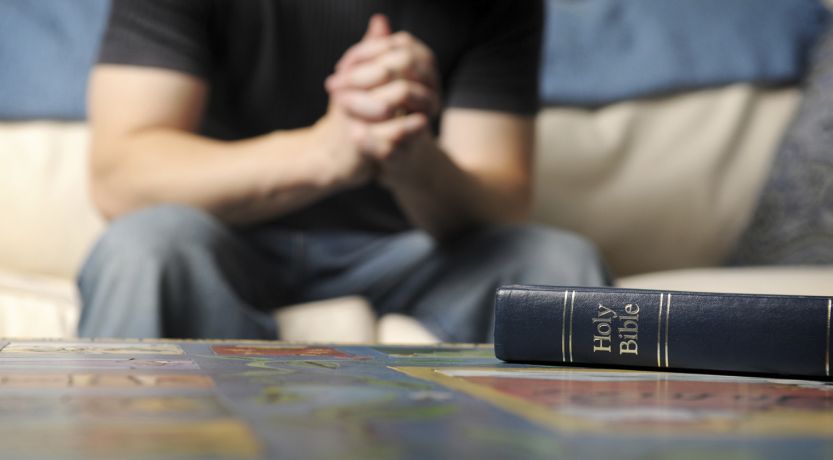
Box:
[826,299,831,377]
[657,294,664,368]
[665,294,672,368]
[561,290,568,363]
[569,290,576,363]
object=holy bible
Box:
[494,285,833,380]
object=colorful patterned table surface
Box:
[0,340,831,459]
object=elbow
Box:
[89,158,140,221]
[90,176,128,221]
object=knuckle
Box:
[396,48,416,68]
[393,80,411,101]
[395,32,414,45]
[388,50,408,71]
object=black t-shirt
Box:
[99,0,543,232]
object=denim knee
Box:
[80,204,226,277]
[483,224,611,286]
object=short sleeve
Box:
[98,0,213,79]
[445,0,544,116]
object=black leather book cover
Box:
[494,285,833,380]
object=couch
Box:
[2,1,832,342]
[3,80,832,342]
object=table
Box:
[0,339,831,459]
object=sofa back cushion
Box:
[541,0,830,106]
[532,84,801,276]
[0,0,109,120]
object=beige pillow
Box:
[0,268,79,338]
[618,266,833,296]
[533,84,801,276]
[0,122,104,279]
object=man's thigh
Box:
[297,225,609,342]
[295,229,436,304]
[78,205,304,338]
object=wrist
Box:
[310,112,371,191]
[379,130,436,189]
[308,115,341,189]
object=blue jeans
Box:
[77,205,609,342]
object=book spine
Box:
[494,285,833,379]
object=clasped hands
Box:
[319,14,441,188]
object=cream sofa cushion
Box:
[0,268,78,338]
[533,84,801,276]
[377,314,442,344]
[618,266,833,296]
[275,297,376,343]
[0,122,104,279]
[374,266,833,346]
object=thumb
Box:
[363,14,391,41]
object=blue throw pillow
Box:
[0,0,110,120]
[541,0,832,106]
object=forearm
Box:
[383,132,531,240]
[324,25,533,238]
[92,123,348,225]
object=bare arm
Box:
[88,65,379,224]
[327,17,533,239]
[381,109,532,239]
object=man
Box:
[78,0,608,342]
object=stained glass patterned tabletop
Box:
[0,339,831,459]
